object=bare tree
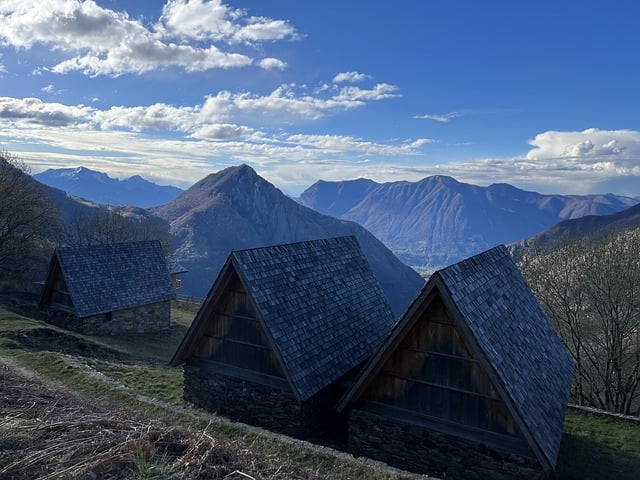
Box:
[0,151,58,282]
[520,230,640,414]
[62,206,173,251]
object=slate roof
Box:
[339,245,574,470]
[172,236,396,402]
[43,241,175,318]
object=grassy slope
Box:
[1,297,639,479]
[0,299,417,479]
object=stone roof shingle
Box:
[52,240,175,318]
[338,244,574,471]
[436,245,574,468]
[231,236,395,401]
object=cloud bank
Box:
[0,0,297,76]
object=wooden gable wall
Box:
[360,293,526,443]
[41,258,74,312]
[192,268,287,382]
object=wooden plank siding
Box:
[48,262,74,311]
[361,294,520,438]
[193,269,286,379]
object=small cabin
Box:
[171,236,395,438]
[39,240,175,335]
[338,245,575,479]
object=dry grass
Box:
[0,367,329,479]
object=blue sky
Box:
[1,0,639,196]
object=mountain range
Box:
[35,167,183,208]
[27,164,640,314]
[150,165,424,316]
[298,176,639,271]
[511,202,640,254]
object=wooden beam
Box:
[202,334,274,352]
[403,346,477,363]
[211,310,260,322]
[380,370,501,402]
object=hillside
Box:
[150,165,424,316]
[0,162,171,290]
[512,202,640,253]
[1,297,638,479]
[35,166,183,208]
[299,176,638,270]
[0,298,424,479]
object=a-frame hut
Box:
[39,241,175,335]
[338,245,574,479]
[171,236,395,437]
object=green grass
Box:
[90,360,185,404]
[84,306,195,362]
[557,409,640,480]
[0,305,48,333]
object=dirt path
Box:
[0,356,429,479]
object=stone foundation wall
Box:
[46,301,171,335]
[348,408,546,480]
[183,362,340,438]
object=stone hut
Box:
[39,240,175,335]
[170,236,395,438]
[338,245,575,479]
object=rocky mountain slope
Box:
[35,167,182,208]
[151,165,424,316]
[299,176,638,270]
[511,202,640,254]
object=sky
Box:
[1,0,639,196]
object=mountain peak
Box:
[34,166,182,208]
[422,174,461,187]
[299,175,639,270]
[151,167,424,316]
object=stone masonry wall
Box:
[46,301,171,335]
[183,362,340,438]
[348,408,546,480]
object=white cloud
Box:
[0,97,93,127]
[51,43,252,77]
[258,57,287,70]
[40,83,66,95]
[526,128,638,160]
[334,83,400,103]
[526,129,640,177]
[199,82,400,123]
[158,0,297,44]
[190,123,255,140]
[0,0,294,76]
[286,134,429,155]
[94,103,197,132]
[0,74,399,132]
[332,71,370,83]
[234,17,297,43]
[0,90,425,193]
[409,138,436,148]
[414,112,460,122]
[7,89,637,196]
[269,129,640,195]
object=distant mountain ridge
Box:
[35,167,183,208]
[299,176,639,270]
[150,165,424,316]
[511,202,640,254]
